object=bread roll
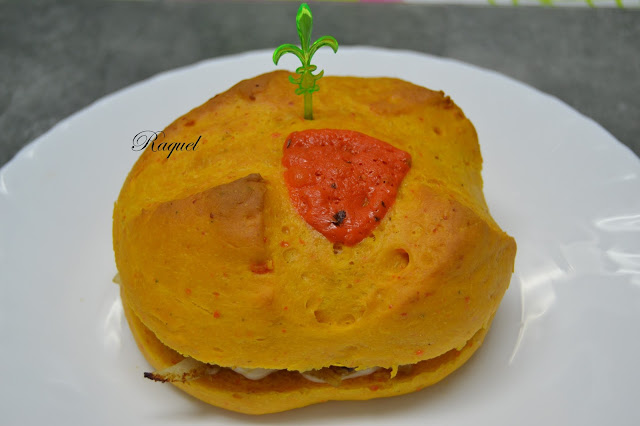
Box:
[113,70,516,414]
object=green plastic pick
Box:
[273,3,338,120]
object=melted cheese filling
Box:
[230,366,383,383]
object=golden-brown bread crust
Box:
[113,71,516,407]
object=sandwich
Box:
[112,70,517,414]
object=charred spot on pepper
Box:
[331,210,347,227]
[286,138,292,149]
[330,182,337,189]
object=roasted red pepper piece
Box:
[282,129,411,246]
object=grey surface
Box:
[1,1,639,168]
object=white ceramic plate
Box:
[1,47,639,426]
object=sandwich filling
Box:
[142,334,479,387]
[145,358,410,386]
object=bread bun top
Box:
[113,70,516,371]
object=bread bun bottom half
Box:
[122,287,491,415]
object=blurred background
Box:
[0,0,638,166]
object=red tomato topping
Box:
[282,129,411,246]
